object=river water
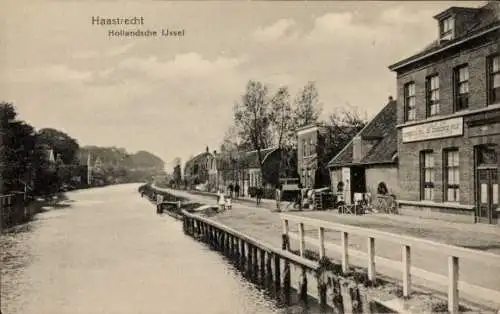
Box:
[0,184,290,314]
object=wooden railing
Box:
[281,213,500,313]
[181,210,376,312]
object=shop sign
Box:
[402,117,463,143]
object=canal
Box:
[1,184,286,314]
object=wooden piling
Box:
[298,266,308,305]
[274,255,281,294]
[282,260,291,305]
[266,252,273,289]
[317,272,328,311]
[329,274,344,314]
[240,240,246,271]
[252,245,259,282]
[247,243,253,278]
[259,249,266,286]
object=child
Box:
[225,194,232,210]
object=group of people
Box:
[217,188,232,211]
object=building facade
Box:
[389,2,500,224]
[296,124,330,189]
[214,147,280,196]
[183,147,212,188]
[328,98,399,205]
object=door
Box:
[477,168,499,224]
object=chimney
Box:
[213,150,217,155]
[206,146,209,153]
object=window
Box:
[420,151,434,201]
[404,82,416,121]
[302,139,307,157]
[489,55,500,104]
[426,75,440,116]
[454,65,469,111]
[440,17,454,39]
[309,138,314,155]
[444,149,459,202]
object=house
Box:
[215,147,281,196]
[296,124,331,189]
[328,97,399,205]
[183,147,212,188]
[388,2,500,224]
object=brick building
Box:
[328,98,399,205]
[388,2,500,224]
[296,124,331,189]
[183,147,212,188]
[214,147,281,196]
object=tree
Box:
[269,86,293,178]
[322,107,367,169]
[36,128,80,165]
[293,81,322,129]
[233,80,272,175]
[220,126,242,153]
[0,102,40,194]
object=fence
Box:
[0,192,31,232]
[280,213,500,313]
[182,210,380,313]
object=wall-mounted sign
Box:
[402,117,463,143]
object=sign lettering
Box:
[402,117,463,143]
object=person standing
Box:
[228,183,234,198]
[234,183,240,199]
[217,189,226,211]
[156,193,164,214]
[275,184,282,212]
[256,185,263,206]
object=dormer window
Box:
[440,16,454,40]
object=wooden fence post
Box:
[298,222,305,257]
[341,231,349,274]
[402,244,411,298]
[448,256,459,314]
[318,227,325,259]
[368,237,376,282]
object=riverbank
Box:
[149,185,500,313]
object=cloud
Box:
[9,65,93,83]
[253,18,298,43]
[379,7,435,25]
[72,43,135,59]
[117,52,246,81]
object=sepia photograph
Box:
[1,1,499,313]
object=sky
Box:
[0,0,484,171]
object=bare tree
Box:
[293,81,323,129]
[233,80,272,175]
[269,86,293,179]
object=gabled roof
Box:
[389,2,499,72]
[328,99,397,168]
[184,151,212,169]
[215,147,279,170]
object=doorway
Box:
[475,145,499,224]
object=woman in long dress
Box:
[217,190,225,211]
